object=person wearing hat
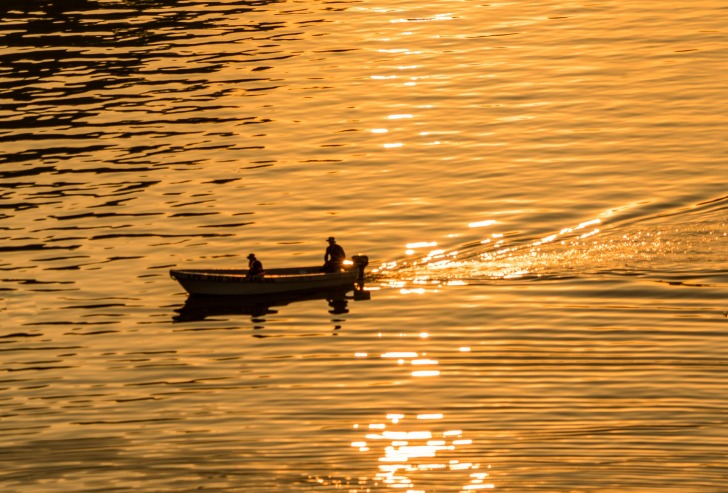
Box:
[322,237,346,273]
[246,253,264,279]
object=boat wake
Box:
[373,195,728,288]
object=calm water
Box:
[2,0,727,491]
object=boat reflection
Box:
[172,287,371,325]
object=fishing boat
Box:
[170,255,369,296]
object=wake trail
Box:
[372,195,728,287]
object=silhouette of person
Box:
[322,237,346,272]
[246,253,264,279]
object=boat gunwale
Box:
[170,266,358,283]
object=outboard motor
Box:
[351,255,369,284]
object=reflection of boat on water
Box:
[173,287,371,323]
[170,255,369,296]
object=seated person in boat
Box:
[246,253,265,279]
[322,237,346,272]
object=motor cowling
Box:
[351,255,369,270]
[351,255,369,282]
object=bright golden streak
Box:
[382,352,418,358]
[400,288,426,294]
[412,370,440,377]
[468,220,496,228]
[406,241,437,249]
[444,430,462,437]
[412,359,438,365]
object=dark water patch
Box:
[23,321,114,326]
[24,191,88,202]
[0,166,56,179]
[0,131,106,147]
[696,194,728,209]
[0,244,81,252]
[239,118,273,126]
[231,145,267,151]
[169,199,215,207]
[115,181,160,193]
[35,225,111,232]
[146,264,177,270]
[68,330,121,336]
[115,396,159,403]
[56,166,157,175]
[243,161,276,169]
[0,278,75,287]
[22,287,79,292]
[171,323,241,333]
[0,112,101,131]
[198,222,254,228]
[6,365,74,372]
[169,212,218,218]
[51,212,161,221]
[656,279,719,288]
[0,201,60,211]
[75,418,180,428]
[90,232,233,240]
[204,178,240,185]
[0,146,111,165]
[125,350,177,357]
[91,198,136,208]
[61,303,127,310]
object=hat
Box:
[327,237,336,242]
[247,253,256,259]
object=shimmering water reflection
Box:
[348,412,491,492]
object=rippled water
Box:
[2,1,727,491]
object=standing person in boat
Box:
[246,253,264,279]
[322,236,346,272]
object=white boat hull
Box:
[170,266,361,296]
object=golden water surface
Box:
[1,1,727,491]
